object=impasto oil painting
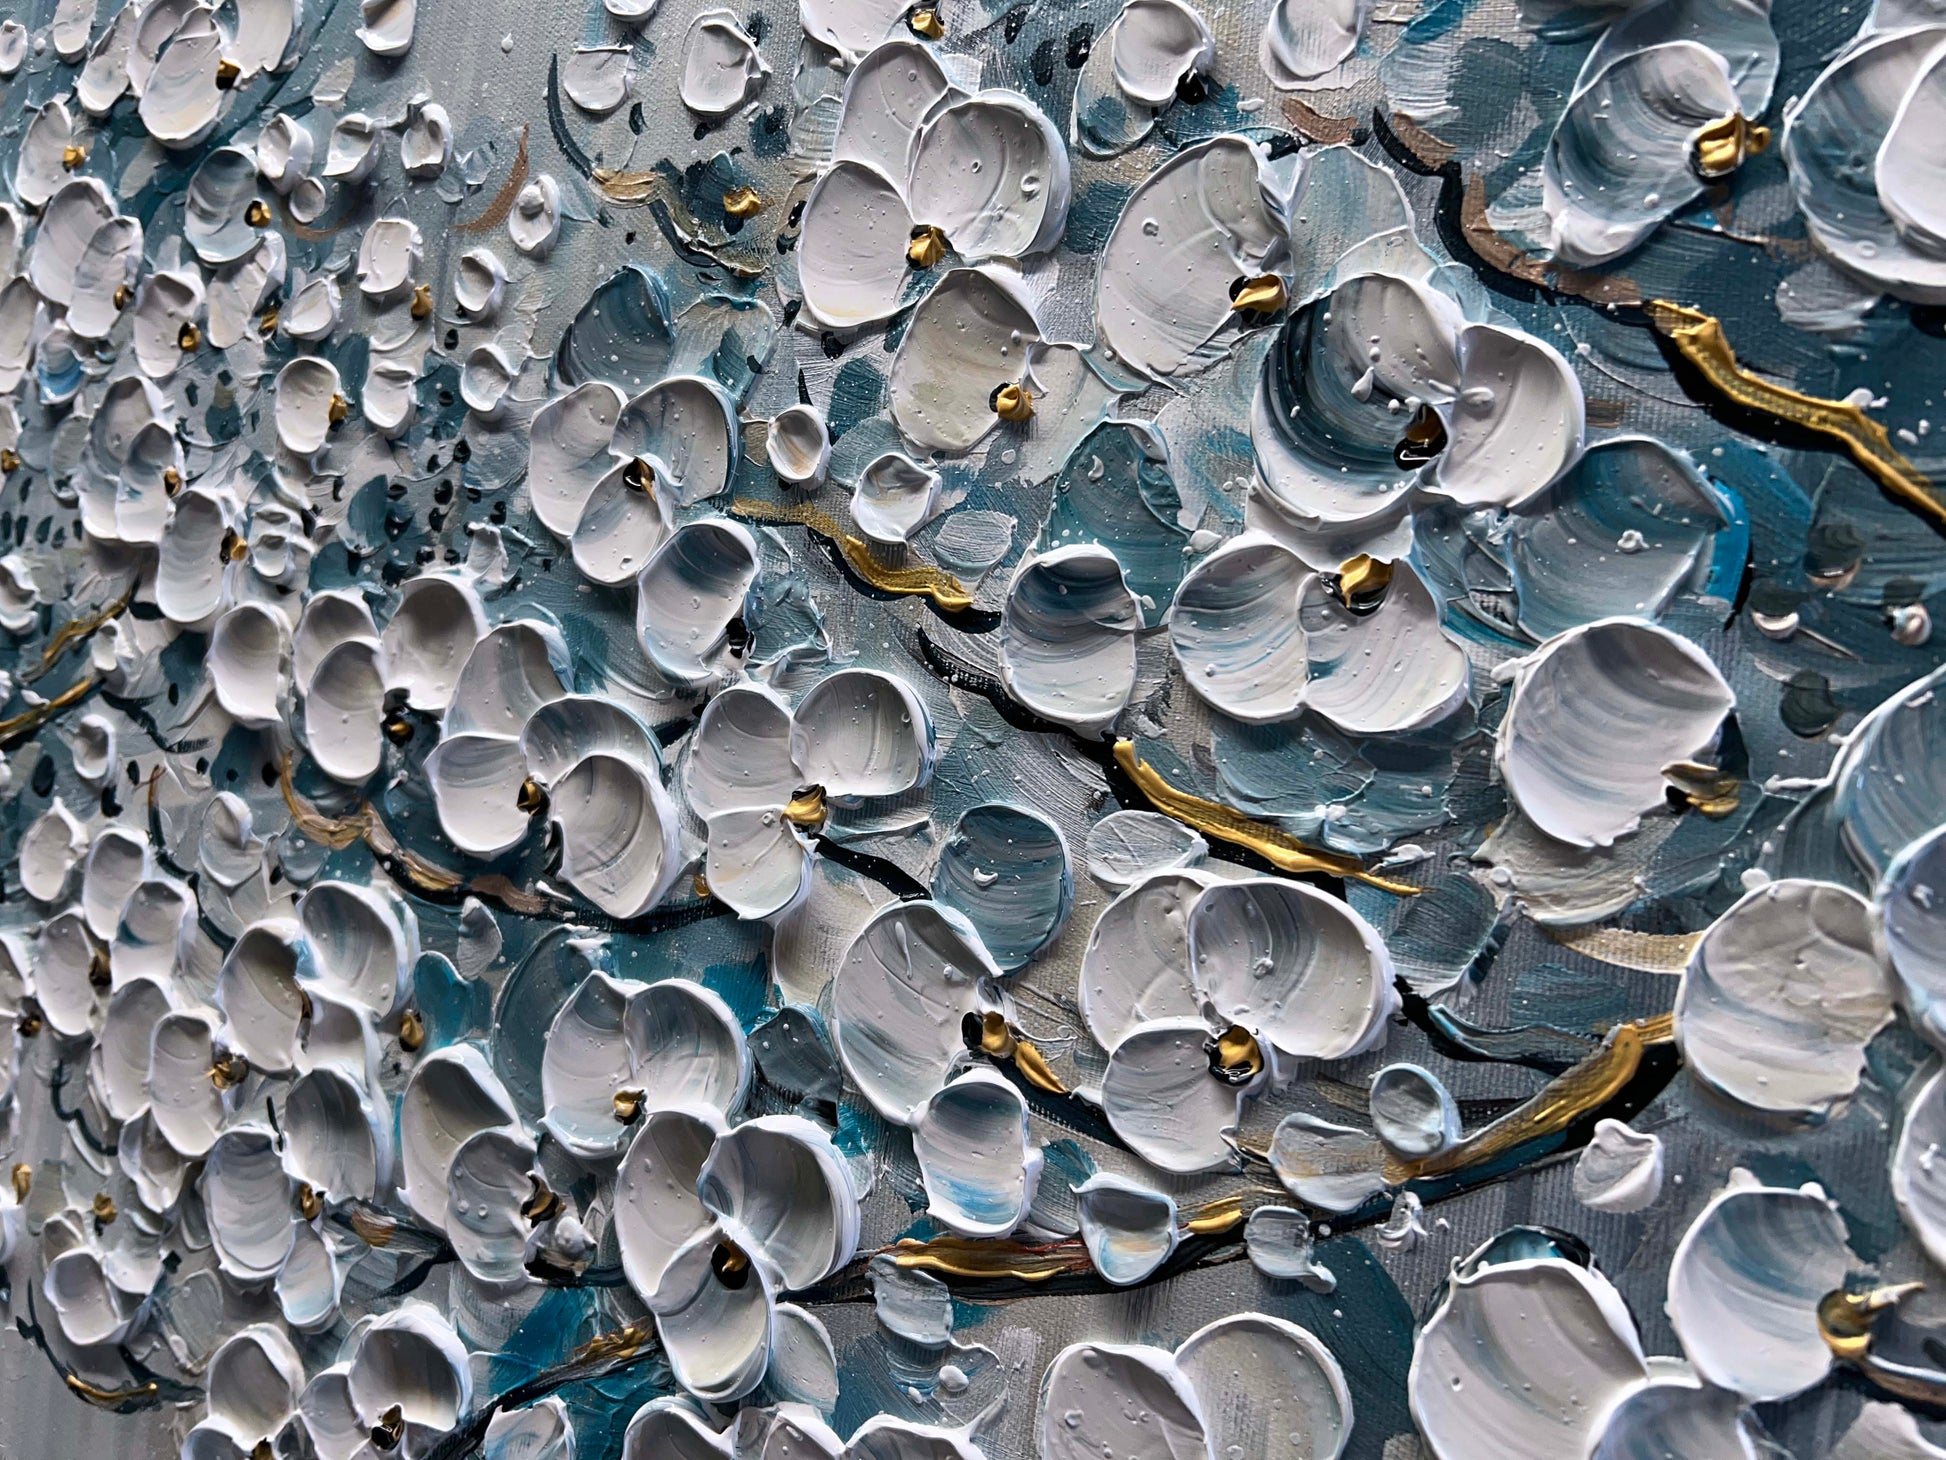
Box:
[0,0,1944,1455]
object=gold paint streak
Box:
[1012,1038,1067,1095]
[731,498,975,612]
[397,1009,425,1052]
[573,1321,655,1364]
[349,1205,396,1247]
[888,1235,1083,1282]
[10,1162,28,1201]
[907,6,945,39]
[1648,300,1946,531]
[1547,924,1704,974]
[457,125,529,235]
[65,1375,158,1407]
[1112,740,1422,895]
[1283,97,1359,146]
[1335,554,1391,606]
[1819,1284,1946,1404]
[722,185,764,218]
[277,757,466,896]
[29,583,134,683]
[1385,1016,1673,1183]
[409,282,434,319]
[62,144,88,170]
[1183,1194,1247,1235]
[991,382,1034,422]
[0,675,96,746]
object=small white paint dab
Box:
[1238,97,1265,113]
[1616,529,1647,553]
[500,32,514,51]
[1740,867,1772,892]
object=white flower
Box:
[616,1079,859,1403]
[798,41,1069,331]
[682,669,933,920]
[1786,19,1946,301]
[1077,871,1396,1173]
[1040,1315,1352,1460]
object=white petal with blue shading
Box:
[621,1400,735,1460]
[382,576,487,713]
[521,696,661,789]
[529,383,626,538]
[1252,272,1461,534]
[849,1417,983,1460]
[686,683,800,818]
[1430,323,1584,510]
[1096,135,1285,380]
[853,452,941,544]
[284,1065,390,1203]
[1785,26,1946,301]
[646,1226,776,1402]
[1261,0,1368,87]
[1581,0,1778,115]
[1409,1254,1647,1460]
[1543,42,1741,266]
[1189,877,1397,1063]
[1076,1172,1178,1284]
[1495,617,1734,849]
[613,375,740,507]
[302,639,386,784]
[1101,1018,1248,1173]
[203,1125,297,1282]
[1877,821,1946,1044]
[398,1044,521,1233]
[832,900,1006,1125]
[1298,561,1470,736]
[1833,661,1946,878]
[794,667,934,798]
[1000,545,1141,735]
[69,216,145,340]
[635,520,761,690]
[1176,1312,1353,1460]
[931,803,1071,970]
[1573,1119,1665,1213]
[446,1126,541,1284]
[1666,1173,1852,1401]
[1243,1205,1336,1289]
[907,93,1070,261]
[346,1304,472,1451]
[700,1114,858,1288]
[914,1067,1042,1237]
[274,356,343,455]
[890,267,1044,453]
[93,976,174,1122]
[1677,879,1889,1116]
[147,1010,228,1157]
[707,806,816,920]
[425,732,533,856]
[1169,532,1309,723]
[1268,1113,1388,1212]
[1368,1063,1461,1159]
[551,753,683,918]
[1505,436,1736,639]
[205,1323,305,1446]
[214,919,312,1073]
[1587,1375,1759,1460]
[795,162,918,330]
[617,1104,724,1303]
[110,875,195,986]
[1078,870,1210,1053]
[1084,811,1206,887]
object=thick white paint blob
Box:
[530,382,627,537]
[1876,821,1946,1044]
[1099,1018,1249,1173]
[1262,0,1367,86]
[1368,1063,1461,1159]
[680,11,769,119]
[614,374,739,506]
[890,267,1043,454]
[510,175,562,257]
[1095,135,1283,380]
[1039,1343,1209,1460]
[1432,323,1586,508]
[381,574,487,711]
[257,113,314,191]
[398,1045,520,1234]
[357,0,415,55]
[851,452,940,544]
[1667,1174,1852,1401]
[324,112,381,182]
[284,276,342,341]
[275,356,344,454]
[1169,533,1310,723]
[768,405,831,488]
[832,900,1006,1125]
[1267,1113,1388,1212]
[1544,42,1739,265]
[1409,1253,1647,1460]
[1496,617,1734,849]
[1113,0,1215,105]
[1075,1173,1179,1285]
[1176,1313,1352,1460]
[999,545,1141,734]
[564,46,634,115]
[1675,879,1891,1116]
[1587,1375,1759,1460]
[1297,562,1470,736]
[1573,1119,1665,1213]
[357,216,423,301]
[208,602,293,727]
[400,98,452,179]
[455,248,508,319]
[635,520,760,690]
[914,1068,1042,1237]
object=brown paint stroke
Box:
[456,124,530,235]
